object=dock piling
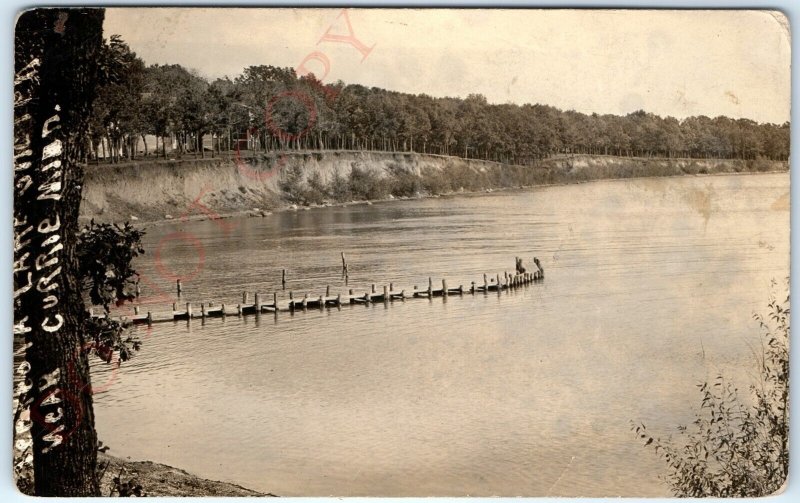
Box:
[282,269,286,290]
[110,257,544,326]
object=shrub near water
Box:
[348,164,389,200]
[633,283,789,497]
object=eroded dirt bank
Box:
[80,151,787,223]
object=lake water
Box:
[91,173,789,496]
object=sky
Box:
[104,8,791,124]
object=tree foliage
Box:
[92,37,790,164]
[634,283,789,497]
[77,221,145,364]
[77,221,145,310]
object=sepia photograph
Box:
[12,6,790,498]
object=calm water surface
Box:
[92,173,789,496]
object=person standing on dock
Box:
[533,257,544,278]
[516,257,526,274]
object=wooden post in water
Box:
[349,288,354,296]
[341,252,348,276]
[146,311,153,325]
[236,304,242,316]
[372,284,376,294]
[134,306,140,315]
[442,279,448,296]
[326,285,330,297]
[242,292,248,304]
[427,277,433,297]
[336,293,342,307]
[383,285,389,301]
[273,292,278,308]
[186,302,192,319]
[177,279,182,295]
[483,273,488,290]
[471,281,475,294]
[282,269,286,290]
[254,293,260,311]
[200,303,206,318]
[220,303,226,316]
[172,302,177,312]
[496,274,501,289]
[389,282,393,293]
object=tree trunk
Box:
[14,8,105,496]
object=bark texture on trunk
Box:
[14,8,105,497]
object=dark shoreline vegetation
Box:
[634,283,789,497]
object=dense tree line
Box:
[91,37,790,164]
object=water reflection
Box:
[93,174,789,496]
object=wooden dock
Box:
[95,266,545,327]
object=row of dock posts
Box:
[94,305,154,326]
[114,260,544,325]
[166,272,543,321]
